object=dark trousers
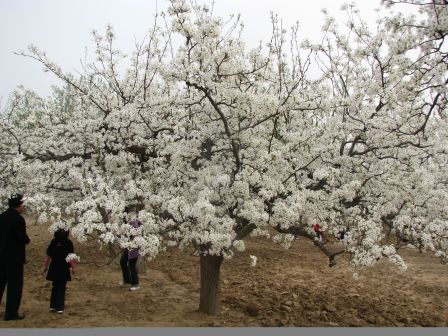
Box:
[0,262,24,319]
[50,281,67,311]
[119,250,139,286]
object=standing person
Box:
[0,194,30,321]
[312,223,327,243]
[42,229,75,314]
[119,209,141,291]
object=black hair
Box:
[8,194,24,208]
[54,228,69,240]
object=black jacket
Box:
[46,236,74,282]
[0,208,30,263]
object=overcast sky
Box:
[0,0,402,102]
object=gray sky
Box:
[0,0,393,102]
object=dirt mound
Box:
[1,222,447,327]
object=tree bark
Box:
[199,254,223,315]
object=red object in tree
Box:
[312,223,321,233]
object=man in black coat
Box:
[0,194,30,321]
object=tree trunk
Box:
[199,254,223,315]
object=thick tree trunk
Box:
[199,254,223,315]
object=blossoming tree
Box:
[1,0,447,315]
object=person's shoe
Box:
[129,285,140,291]
[56,310,64,314]
[49,308,56,312]
[118,280,130,286]
[4,315,25,321]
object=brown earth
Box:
[1,221,447,327]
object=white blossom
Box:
[65,253,80,263]
[250,255,257,267]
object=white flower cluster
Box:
[272,234,295,249]
[233,240,245,252]
[250,255,257,267]
[65,253,80,263]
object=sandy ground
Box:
[0,221,447,327]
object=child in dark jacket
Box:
[42,229,76,314]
